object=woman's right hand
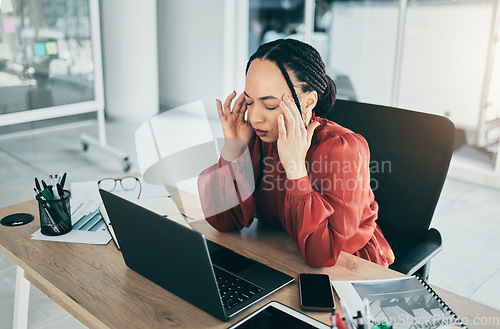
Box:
[217,91,254,161]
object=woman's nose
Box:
[249,106,265,123]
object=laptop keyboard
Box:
[213,266,263,310]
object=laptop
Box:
[99,189,294,321]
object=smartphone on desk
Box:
[299,273,335,311]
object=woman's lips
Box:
[254,129,268,137]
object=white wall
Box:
[157,0,225,118]
[101,0,159,123]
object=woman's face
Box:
[244,59,293,143]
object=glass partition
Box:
[244,0,500,175]
[248,0,306,57]
[315,0,499,171]
[400,0,494,130]
[0,0,96,115]
[325,0,400,103]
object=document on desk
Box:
[331,276,465,329]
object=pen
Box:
[41,204,61,234]
[60,172,67,188]
[55,183,71,231]
[34,188,60,233]
[330,308,337,329]
[34,187,43,199]
[35,178,42,193]
[339,300,356,329]
[363,298,373,326]
[56,183,65,199]
[356,311,365,329]
[52,185,60,200]
[55,184,66,215]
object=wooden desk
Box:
[1,200,499,328]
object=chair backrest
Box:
[325,100,455,246]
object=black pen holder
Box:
[36,190,72,236]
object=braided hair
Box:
[245,38,337,117]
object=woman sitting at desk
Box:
[197,39,394,268]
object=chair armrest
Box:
[390,228,442,275]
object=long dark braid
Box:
[245,39,337,117]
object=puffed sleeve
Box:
[197,146,258,232]
[282,133,377,267]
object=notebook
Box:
[99,189,294,321]
[332,275,467,329]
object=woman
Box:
[198,39,394,268]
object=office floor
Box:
[0,115,499,328]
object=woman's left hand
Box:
[277,95,320,180]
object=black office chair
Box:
[326,99,456,279]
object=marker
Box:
[41,188,54,201]
[52,184,60,200]
[40,179,53,196]
[336,312,347,329]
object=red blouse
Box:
[198,114,395,268]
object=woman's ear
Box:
[301,90,318,126]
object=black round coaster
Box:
[1,213,35,227]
